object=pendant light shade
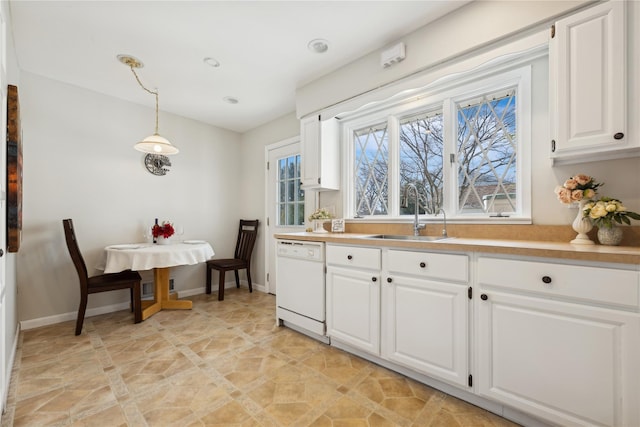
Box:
[134,134,179,155]
[118,54,179,155]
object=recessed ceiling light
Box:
[223,96,239,104]
[307,39,329,54]
[203,57,221,68]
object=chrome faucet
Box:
[435,208,448,238]
[403,183,426,236]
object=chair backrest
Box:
[234,219,259,262]
[62,219,89,287]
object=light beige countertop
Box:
[274,232,640,265]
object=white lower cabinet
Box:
[476,256,640,427]
[326,266,380,354]
[382,249,470,388]
[326,244,470,387]
[382,274,469,387]
[325,244,640,426]
[326,245,381,354]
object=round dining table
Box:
[103,241,214,320]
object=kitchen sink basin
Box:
[362,234,452,242]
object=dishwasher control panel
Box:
[277,240,324,262]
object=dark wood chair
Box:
[206,219,259,301]
[63,219,142,335]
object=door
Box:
[382,275,469,387]
[476,291,640,427]
[0,6,7,409]
[550,0,626,156]
[266,138,305,295]
[326,266,380,355]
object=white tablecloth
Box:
[103,242,215,273]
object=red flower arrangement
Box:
[152,221,175,239]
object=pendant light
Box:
[117,55,179,155]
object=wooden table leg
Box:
[141,267,192,320]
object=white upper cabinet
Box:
[549,1,638,163]
[300,115,339,190]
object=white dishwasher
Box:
[276,240,328,342]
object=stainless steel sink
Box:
[362,234,452,242]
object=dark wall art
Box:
[7,84,22,253]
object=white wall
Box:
[18,72,242,323]
[296,0,587,118]
[239,112,300,288]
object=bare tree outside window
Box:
[355,124,389,216]
[456,90,517,215]
[399,111,444,215]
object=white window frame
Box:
[342,62,532,223]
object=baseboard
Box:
[20,301,131,330]
[20,281,265,330]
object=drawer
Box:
[477,257,639,308]
[386,249,468,283]
[327,245,381,270]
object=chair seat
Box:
[207,258,247,270]
[87,270,142,290]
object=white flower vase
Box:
[570,200,594,245]
[312,220,329,233]
[597,224,623,246]
[156,236,172,245]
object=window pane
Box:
[456,89,517,215]
[297,179,304,202]
[276,154,305,226]
[399,110,444,215]
[279,181,286,203]
[287,180,295,202]
[354,123,389,216]
[287,157,295,179]
[296,202,305,225]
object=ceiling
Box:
[9,1,470,133]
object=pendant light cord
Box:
[129,65,159,135]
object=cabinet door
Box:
[550,1,627,160]
[476,291,640,427]
[300,115,339,190]
[300,115,321,188]
[382,275,469,387]
[326,266,380,354]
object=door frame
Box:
[264,136,309,294]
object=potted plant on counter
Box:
[582,197,640,246]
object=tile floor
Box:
[1,288,518,426]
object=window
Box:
[277,154,305,226]
[455,89,517,215]
[355,123,388,216]
[345,65,530,221]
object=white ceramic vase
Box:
[156,236,172,245]
[312,220,329,233]
[570,200,594,245]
